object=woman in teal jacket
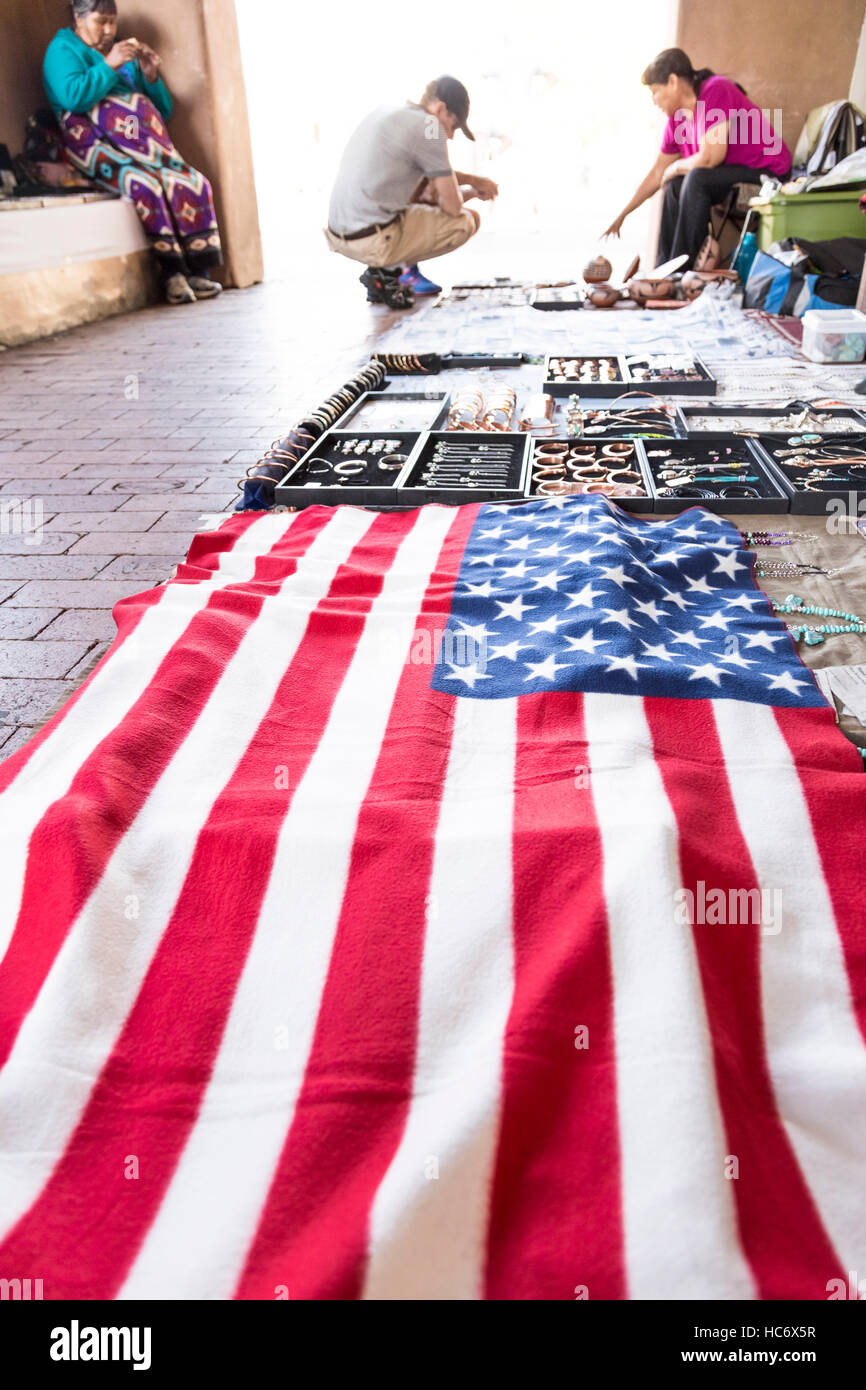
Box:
[44,0,223,305]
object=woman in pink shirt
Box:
[604,48,791,267]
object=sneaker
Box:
[399,264,442,295]
[359,266,415,309]
[164,273,196,305]
[188,275,223,300]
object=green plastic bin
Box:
[750,188,866,250]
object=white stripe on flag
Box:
[713,698,866,1279]
[0,509,368,1244]
[362,694,516,1301]
[0,511,297,964]
[583,692,755,1300]
[119,506,455,1299]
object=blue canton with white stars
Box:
[431,496,824,707]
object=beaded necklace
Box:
[744,530,819,547]
[772,593,866,645]
[756,561,842,579]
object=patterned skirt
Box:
[59,90,222,275]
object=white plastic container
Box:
[802,308,866,363]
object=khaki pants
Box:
[324,204,478,269]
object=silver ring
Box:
[379,453,407,470]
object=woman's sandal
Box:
[188,276,223,300]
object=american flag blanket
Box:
[0,495,864,1301]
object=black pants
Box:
[658,164,760,266]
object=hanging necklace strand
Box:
[772,593,866,645]
[757,561,843,578]
[744,530,820,547]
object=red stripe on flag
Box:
[773,704,866,1045]
[644,695,844,1299]
[235,505,480,1301]
[0,510,331,1071]
[0,512,413,1299]
[0,513,263,793]
[485,690,625,1301]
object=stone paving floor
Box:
[0,276,411,759]
[0,228,589,759]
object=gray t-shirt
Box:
[328,103,454,236]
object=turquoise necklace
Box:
[772,593,866,645]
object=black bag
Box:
[23,109,65,164]
[782,236,866,306]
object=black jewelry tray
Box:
[574,401,688,439]
[441,352,526,369]
[753,434,866,516]
[530,285,584,310]
[635,436,790,514]
[338,390,450,432]
[396,431,531,505]
[542,355,628,397]
[524,440,655,513]
[620,352,717,396]
[682,402,866,434]
[543,352,717,398]
[373,353,441,375]
[273,430,422,508]
[450,278,527,290]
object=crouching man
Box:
[325,75,498,308]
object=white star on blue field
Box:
[431,496,823,708]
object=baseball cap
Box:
[431,75,475,141]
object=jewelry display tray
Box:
[524,441,655,513]
[273,431,532,508]
[635,436,790,514]
[681,403,866,434]
[530,286,584,311]
[396,432,532,505]
[542,353,717,397]
[337,390,450,432]
[623,353,717,396]
[273,431,425,507]
[542,355,629,397]
[442,352,525,369]
[572,401,689,438]
[754,434,866,515]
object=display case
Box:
[682,403,866,434]
[337,390,450,432]
[273,431,422,507]
[572,401,688,438]
[542,355,628,397]
[636,436,790,513]
[543,352,717,397]
[754,434,866,515]
[524,438,654,512]
[619,352,717,395]
[530,285,584,310]
[395,431,531,505]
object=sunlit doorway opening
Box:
[237,0,679,289]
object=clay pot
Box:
[681,268,740,299]
[681,271,706,300]
[588,282,620,308]
[583,255,613,284]
[628,274,679,306]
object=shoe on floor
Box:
[359,265,415,310]
[188,275,223,300]
[399,264,442,295]
[164,273,196,305]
